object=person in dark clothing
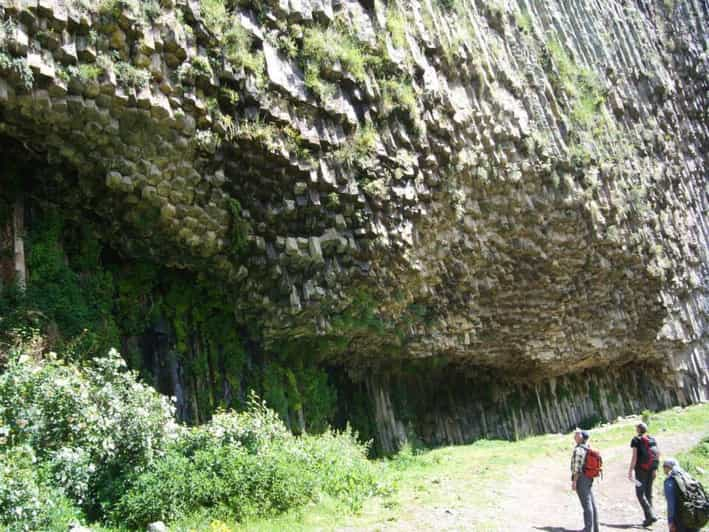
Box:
[628,422,658,526]
[663,458,700,532]
[571,429,599,532]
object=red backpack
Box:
[638,435,660,471]
[584,448,603,479]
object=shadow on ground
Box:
[533,523,647,531]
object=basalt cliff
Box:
[0,0,707,453]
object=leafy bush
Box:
[113,402,375,527]
[112,398,378,528]
[0,346,381,528]
[296,428,379,510]
[200,0,227,33]
[386,7,407,49]
[302,26,368,82]
[0,347,177,518]
[223,23,265,81]
[0,446,82,532]
[0,52,34,90]
[335,125,378,168]
[115,442,314,527]
[0,214,121,360]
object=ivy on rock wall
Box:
[0,197,338,433]
[0,209,120,360]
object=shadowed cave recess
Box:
[0,0,707,454]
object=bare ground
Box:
[489,431,704,532]
[340,431,704,532]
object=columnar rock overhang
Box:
[0,0,706,449]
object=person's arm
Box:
[628,447,637,480]
[571,447,581,491]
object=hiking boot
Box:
[642,516,658,527]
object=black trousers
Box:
[635,467,656,520]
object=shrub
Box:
[0,348,177,518]
[386,7,407,49]
[0,446,83,532]
[296,428,379,510]
[194,129,220,153]
[192,55,213,76]
[0,346,381,528]
[112,403,378,527]
[641,409,654,424]
[200,0,227,34]
[0,52,34,90]
[335,124,378,168]
[302,26,368,82]
[380,79,419,123]
[224,23,265,80]
[114,62,150,88]
[545,37,606,131]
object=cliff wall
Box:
[0,0,706,452]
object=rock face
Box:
[0,0,707,452]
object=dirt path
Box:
[489,431,704,531]
[338,429,704,532]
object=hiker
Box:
[571,429,600,532]
[663,458,700,532]
[628,422,660,526]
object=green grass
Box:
[199,404,709,531]
[677,434,709,486]
[515,10,533,34]
[546,38,606,130]
[386,7,407,49]
[200,0,227,34]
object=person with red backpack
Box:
[571,428,601,532]
[628,422,660,526]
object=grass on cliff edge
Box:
[226,403,709,531]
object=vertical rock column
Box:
[0,194,26,292]
[365,373,407,454]
[12,196,26,291]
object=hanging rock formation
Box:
[0,0,707,452]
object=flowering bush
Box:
[177,393,291,455]
[0,347,176,518]
[0,446,82,531]
[0,344,382,528]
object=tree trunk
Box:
[296,404,306,434]
[12,197,26,291]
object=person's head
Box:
[663,458,679,476]
[574,428,590,444]
[636,422,648,435]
